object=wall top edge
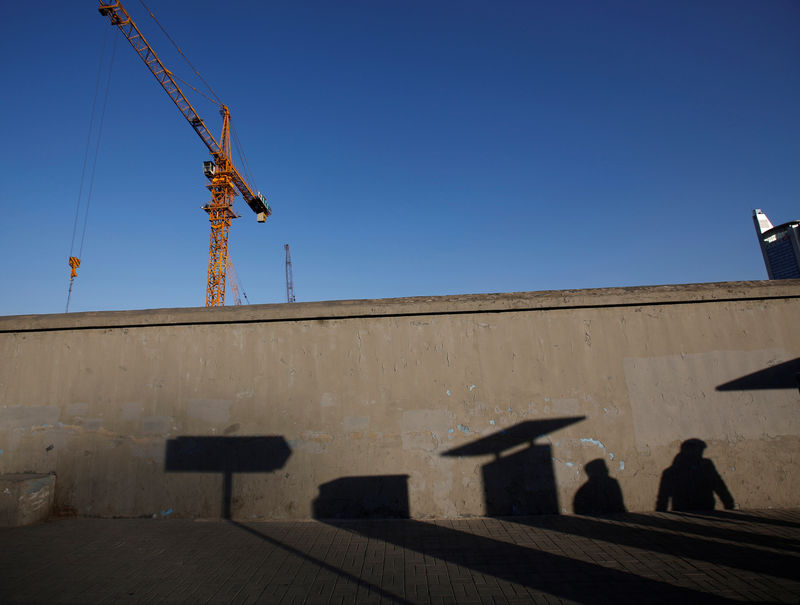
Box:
[2,280,799,333]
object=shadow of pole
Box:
[506,512,798,582]
[230,520,414,604]
[313,474,736,603]
[319,515,736,603]
[679,509,800,530]
[603,511,800,554]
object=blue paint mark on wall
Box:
[581,438,622,464]
[161,508,174,517]
[456,424,471,435]
[619,461,625,471]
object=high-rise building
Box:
[753,209,800,279]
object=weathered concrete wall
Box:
[1,281,798,519]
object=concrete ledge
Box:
[0,473,56,527]
[1,280,799,333]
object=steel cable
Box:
[79,34,118,260]
[138,0,222,105]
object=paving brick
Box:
[1,510,800,604]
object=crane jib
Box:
[97,1,270,219]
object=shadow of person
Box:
[573,458,626,515]
[656,438,734,512]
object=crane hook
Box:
[69,256,81,279]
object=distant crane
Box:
[97,0,271,306]
[284,244,296,303]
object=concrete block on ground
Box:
[0,473,56,527]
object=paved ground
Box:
[1,509,798,604]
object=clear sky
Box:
[1,0,798,316]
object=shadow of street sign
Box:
[165,436,291,519]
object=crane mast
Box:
[97,1,271,306]
[204,109,237,306]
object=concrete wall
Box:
[1,281,798,519]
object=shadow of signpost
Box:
[442,417,584,515]
[165,436,291,519]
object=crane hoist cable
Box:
[66,28,118,313]
[136,0,221,105]
[231,118,258,195]
[172,72,222,108]
[137,0,222,110]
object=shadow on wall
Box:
[441,417,584,515]
[312,475,410,519]
[573,458,626,515]
[656,438,734,512]
[165,436,291,519]
[716,357,800,393]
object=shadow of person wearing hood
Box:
[656,438,734,512]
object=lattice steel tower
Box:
[284,244,296,303]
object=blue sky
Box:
[1,0,798,316]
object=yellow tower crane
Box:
[98,1,271,306]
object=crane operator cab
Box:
[203,161,216,179]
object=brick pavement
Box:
[1,509,798,604]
